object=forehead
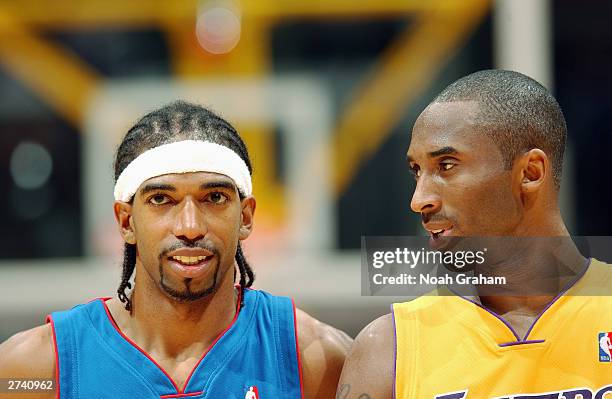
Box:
[408,100,499,159]
[138,171,236,190]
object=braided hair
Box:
[114,101,255,311]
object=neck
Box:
[116,265,239,359]
[516,205,569,235]
[475,214,586,316]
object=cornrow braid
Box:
[114,100,256,311]
[117,243,136,311]
[236,242,255,301]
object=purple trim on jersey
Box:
[390,304,397,399]
[458,295,521,340]
[521,257,591,340]
[456,257,592,345]
[498,339,545,347]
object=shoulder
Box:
[353,312,394,345]
[336,313,395,398]
[343,312,394,367]
[294,308,353,399]
[0,324,56,378]
[295,308,352,359]
[251,289,353,353]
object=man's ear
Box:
[517,148,548,194]
[239,196,256,240]
[114,201,136,245]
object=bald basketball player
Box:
[0,101,351,399]
[338,70,612,398]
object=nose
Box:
[173,197,206,242]
[410,175,442,214]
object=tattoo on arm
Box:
[337,384,350,399]
[336,384,372,399]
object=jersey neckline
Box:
[94,286,248,395]
[455,257,592,345]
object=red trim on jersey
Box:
[100,299,181,392]
[179,287,242,392]
[291,298,305,399]
[100,287,242,394]
[45,315,60,399]
[159,391,203,398]
[88,296,112,303]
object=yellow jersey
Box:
[392,259,612,398]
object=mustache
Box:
[158,240,219,259]
[421,213,454,225]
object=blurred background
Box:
[1,0,611,340]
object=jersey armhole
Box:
[291,298,305,399]
[392,303,418,399]
[391,304,398,399]
[45,314,61,399]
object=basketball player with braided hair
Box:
[0,101,351,399]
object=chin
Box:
[160,280,218,302]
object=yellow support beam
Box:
[0,7,99,126]
[331,0,490,196]
[241,0,431,19]
[0,0,444,28]
[0,1,198,29]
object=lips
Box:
[423,224,453,239]
[166,248,215,278]
[422,222,454,250]
[170,255,212,265]
[167,248,214,257]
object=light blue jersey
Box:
[47,288,303,399]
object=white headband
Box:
[114,140,252,202]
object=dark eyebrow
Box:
[428,146,458,158]
[406,146,458,163]
[139,183,176,198]
[138,181,237,199]
[200,181,237,192]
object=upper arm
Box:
[336,314,395,399]
[295,308,353,399]
[0,324,56,399]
